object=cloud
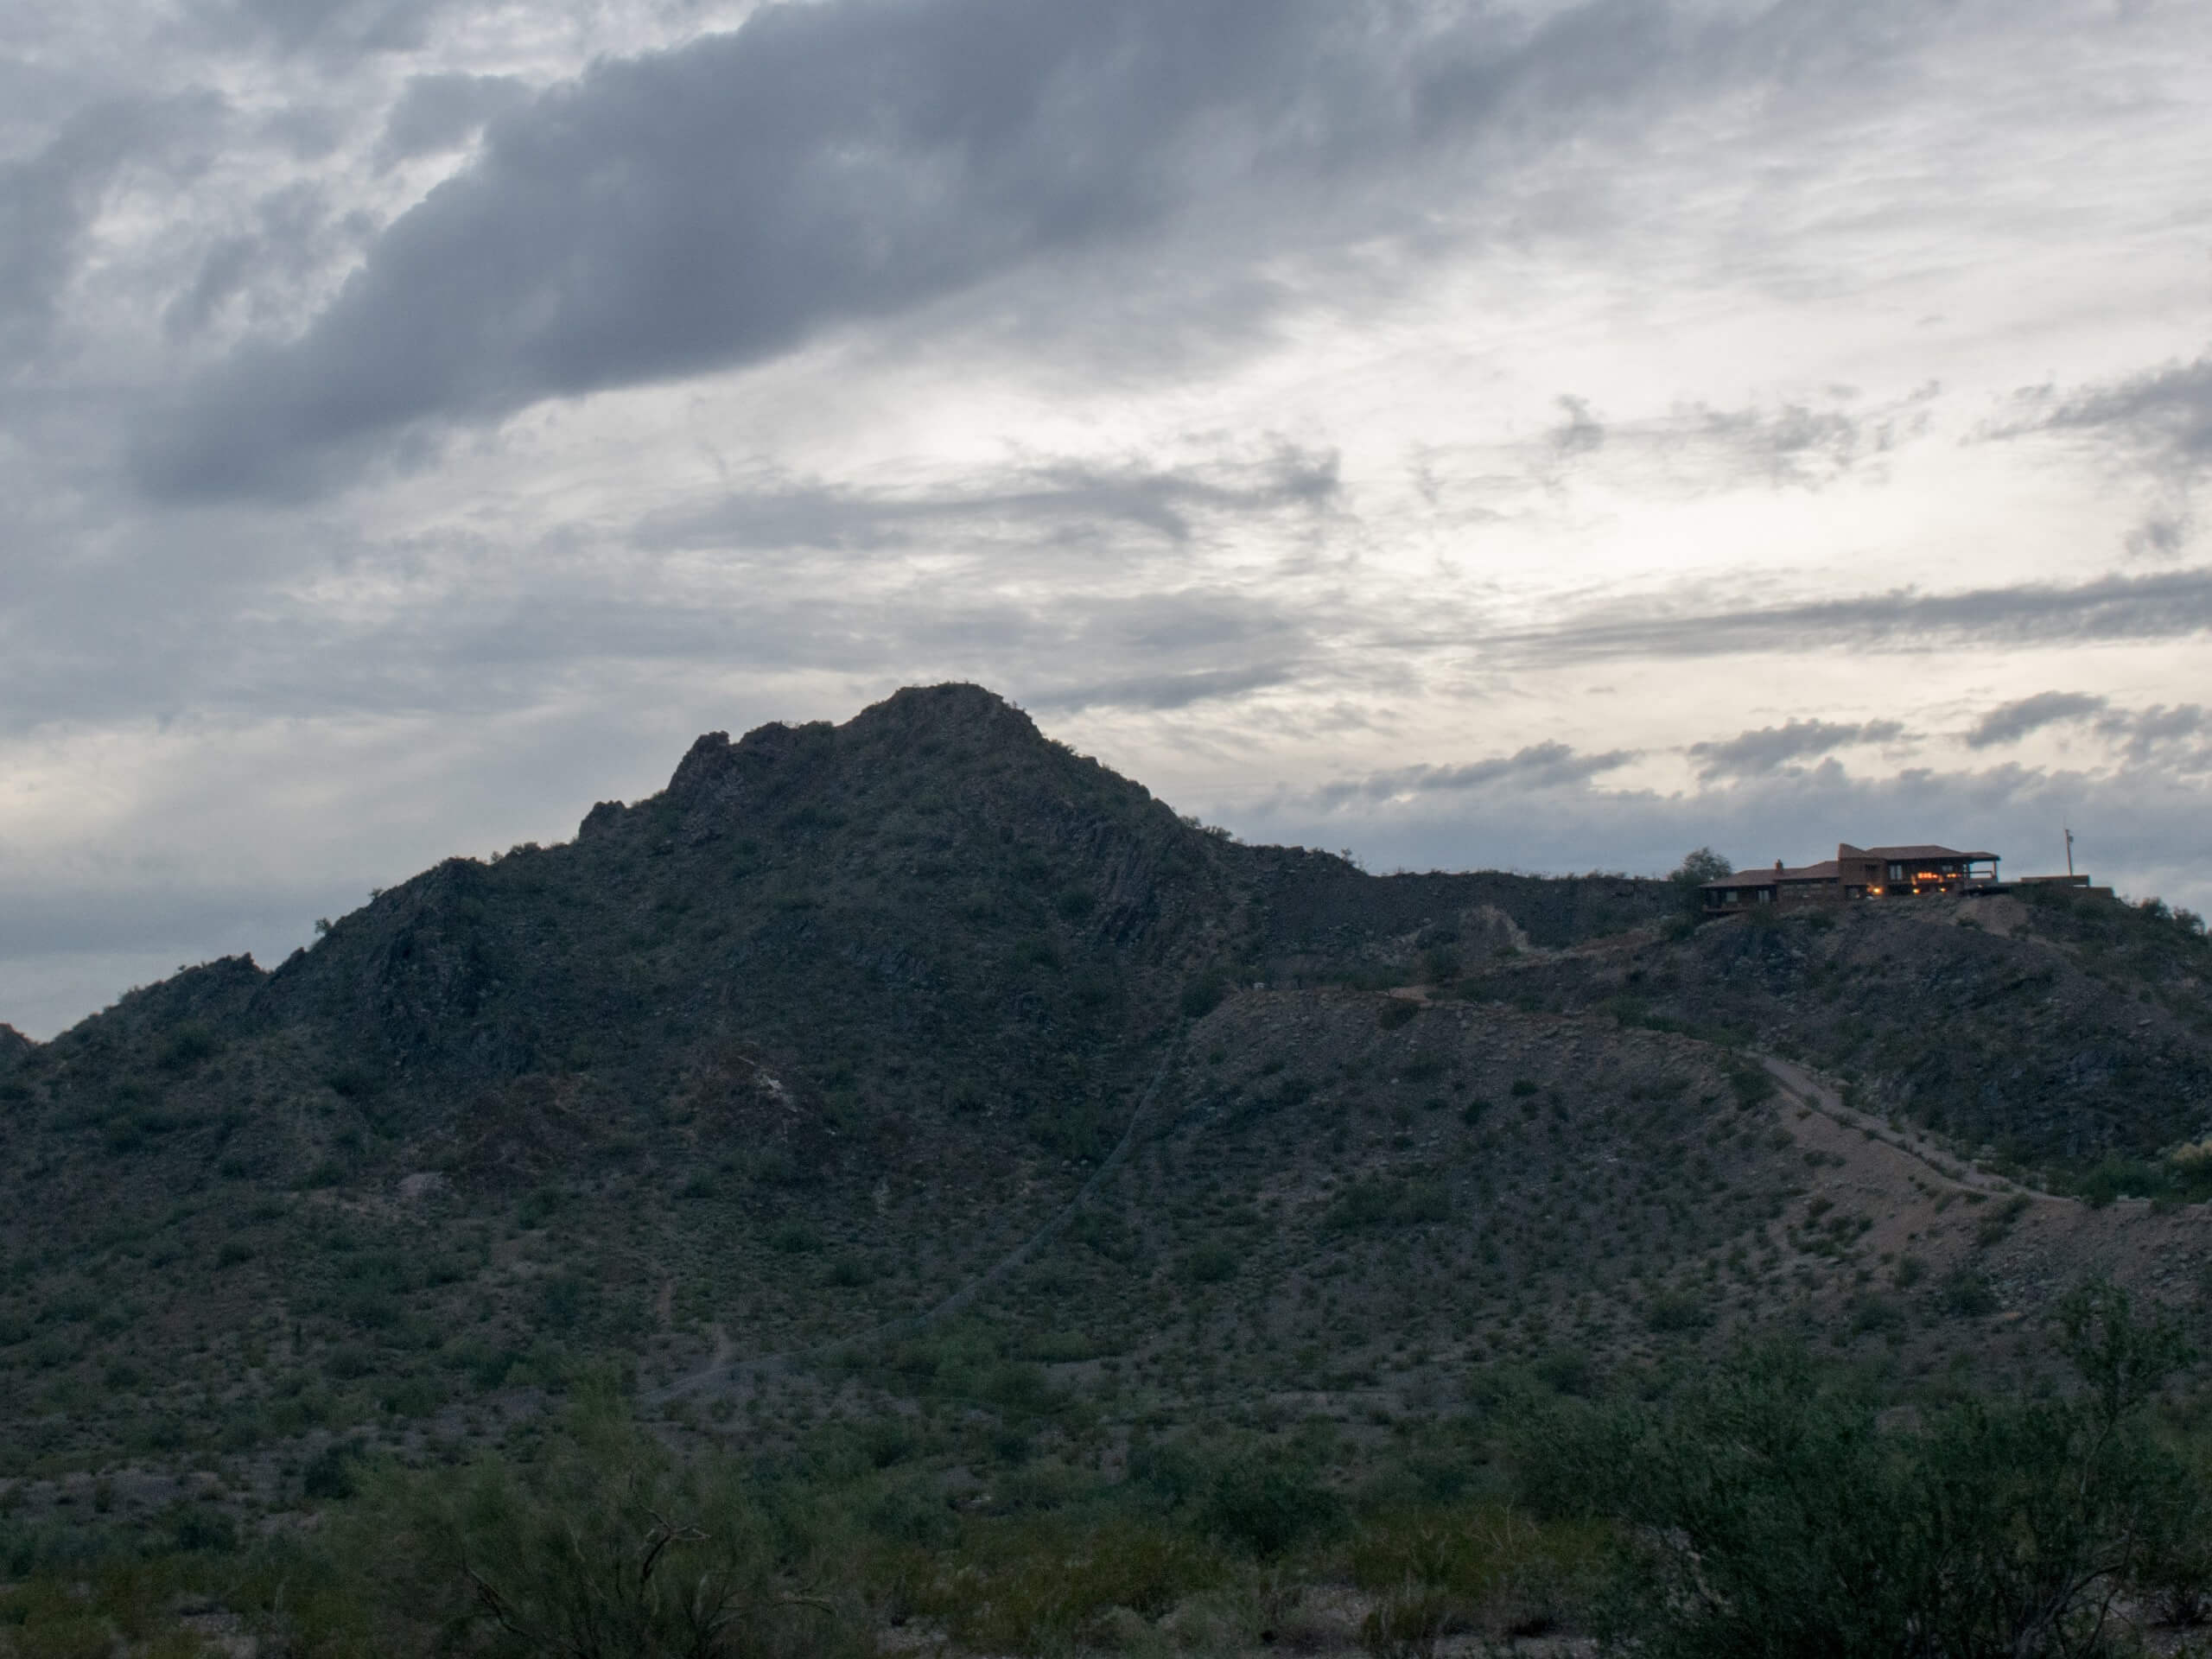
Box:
[1550,396,1605,456]
[1539,385,1936,494]
[0,95,224,371]
[1236,749,2212,916]
[1960,694,2209,770]
[1025,663,1296,715]
[2022,349,2212,480]
[179,0,454,58]
[2094,702,2212,771]
[1966,690,2107,749]
[1492,566,2212,665]
[375,73,531,166]
[130,0,1940,502]
[1309,741,1637,810]
[1688,717,1904,780]
[637,443,1340,553]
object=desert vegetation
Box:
[3,686,2209,1655]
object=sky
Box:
[3,0,2210,1038]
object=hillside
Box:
[1456,888,2212,1185]
[0,683,2208,1609]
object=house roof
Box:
[1863,844,1999,862]
[1701,842,2001,889]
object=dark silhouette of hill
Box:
[0,682,2206,1541]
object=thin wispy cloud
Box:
[1488,569,2212,665]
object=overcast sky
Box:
[4,0,2210,1037]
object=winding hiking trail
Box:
[641,1033,1185,1407]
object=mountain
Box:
[0,682,2206,1552]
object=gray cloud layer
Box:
[2031,351,2212,480]
[1497,566,2212,665]
[1688,718,1905,780]
[130,0,1940,501]
[1967,690,2107,748]
[637,444,1340,553]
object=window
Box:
[1887,863,1904,882]
[1755,889,1774,905]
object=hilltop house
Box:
[1700,843,2001,912]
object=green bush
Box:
[1518,1289,2198,1659]
[157,1025,219,1071]
[1181,1243,1240,1284]
[1203,1454,1345,1557]
[345,1392,861,1659]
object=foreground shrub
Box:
[1351,1501,1606,1653]
[1518,1286,2201,1658]
[345,1391,861,1659]
[906,1514,1229,1653]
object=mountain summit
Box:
[0,683,2204,1524]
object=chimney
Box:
[1775,859,1784,873]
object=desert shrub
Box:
[1378,998,1419,1031]
[1327,1179,1451,1231]
[1351,1502,1605,1650]
[1181,1243,1239,1284]
[1181,969,1230,1019]
[303,1440,366,1501]
[515,1187,565,1230]
[1973,1193,2031,1246]
[768,1222,823,1255]
[344,1391,860,1659]
[1643,1288,1711,1334]
[2075,1154,2167,1208]
[1848,1294,1904,1336]
[1727,1066,1777,1109]
[1533,1347,1594,1398]
[911,1515,1228,1652]
[157,1025,219,1071]
[1518,1292,2199,1659]
[325,1065,379,1098]
[1203,1453,1345,1557]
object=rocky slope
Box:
[0,683,2205,1535]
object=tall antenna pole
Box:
[2064,826,2075,878]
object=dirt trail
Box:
[1758,1053,2031,1199]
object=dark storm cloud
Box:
[375,73,531,166]
[638,445,1339,552]
[132,0,1936,502]
[1688,717,1905,780]
[1965,690,2107,749]
[180,0,453,57]
[1,95,224,370]
[1496,566,2212,665]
